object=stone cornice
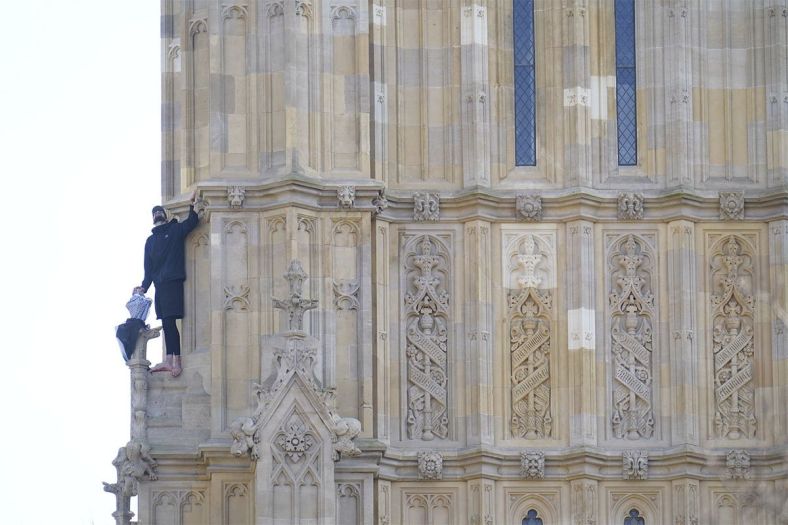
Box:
[163,179,788,223]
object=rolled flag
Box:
[116,293,153,361]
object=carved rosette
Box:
[623,450,648,479]
[710,236,756,439]
[617,192,644,220]
[404,236,450,440]
[508,234,553,439]
[609,235,656,440]
[417,451,444,480]
[414,192,440,221]
[719,192,744,220]
[516,194,543,222]
[725,449,751,480]
[520,450,545,479]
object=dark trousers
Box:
[162,317,181,356]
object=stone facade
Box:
[107,1,788,523]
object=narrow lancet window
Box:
[615,0,637,165]
[514,0,536,166]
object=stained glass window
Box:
[624,509,645,525]
[514,0,536,166]
[522,509,544,525]
[615,0,637,165]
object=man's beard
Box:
[153,213,166,224]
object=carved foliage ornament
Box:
[508,234,553,439]
[520,450,545,479]
[719,192,744,220]
[516,194,543,222]
[726,449,751,480]
[623,450,648,479]
[404,236,450,440]
[617,193,644,220]
[414,192,440,221]
[417,451,444,480]
[710,237,756,439]
[609,235,656,440]
[272,260,318,331]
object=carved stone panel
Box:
[417,451,444,480]
[719,192,744,220]
[623,450,649,479]
[403,235,451,441]
[607,234,656,440]
[506,233,554,439]
[414,192,440,221]
[617,193,645,220]
[520,450,545,479]
[709,236,757,439]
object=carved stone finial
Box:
[337,185,355,208]
[227,186,246,208]
[617,192,644,220]
[719,192,744,220]
[273,260,318,331]
[516,194,543,222]
[520,450,545,479]
[726,449,751,480]
[372,190,389,215]
[414,192,440,221]
[417,451,444,480]
[623,450,648,480]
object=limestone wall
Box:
[126,0,788,524]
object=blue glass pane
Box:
[522,509,544,525]
[624,509,645,525]
[615,0,637,166]
[513,0,536,166]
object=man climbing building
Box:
[134,190,199,377]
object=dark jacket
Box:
[141,206,199,292]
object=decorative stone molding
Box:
[623,450,648,480]
[404,236,450,440]
[609,235,656,440]
[414,192,440,221]
[332,279,360,310]
[726,449,751,480]
[372,190,389,215]
[516,194,543,222]
[508,234,553,438]
[520,450,545,479]
[719,192,744,220]
[227,185,246,208]
[417,451,444,480]
[337,185,355,208]
[617,192,644,220]
[710,236,756,439]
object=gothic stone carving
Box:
[227,185,245,208]
[332,279,360,310]
[520,450,545,479]
[516,194,543,222]
[372,190,389,215]
[508,234,553,439]
[726,449,751,480]
[337,185,355,208]
[404,236,450,440]
[229,260,362,462]
[414,192,440,221]
[103,440,158,498]
[417,451,444,480]
[609,235,656,439]
[623,450,648,480]
[719,192,744,220]
[617,193,644,220]
[710,236,756,439]
[272,260,318,331]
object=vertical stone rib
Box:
[668,220,699,445]
[567,220,596,445]
[563,1,592,186]
[769,220,788,445]
[461,2,491,187]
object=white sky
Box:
[0,2,162,523]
